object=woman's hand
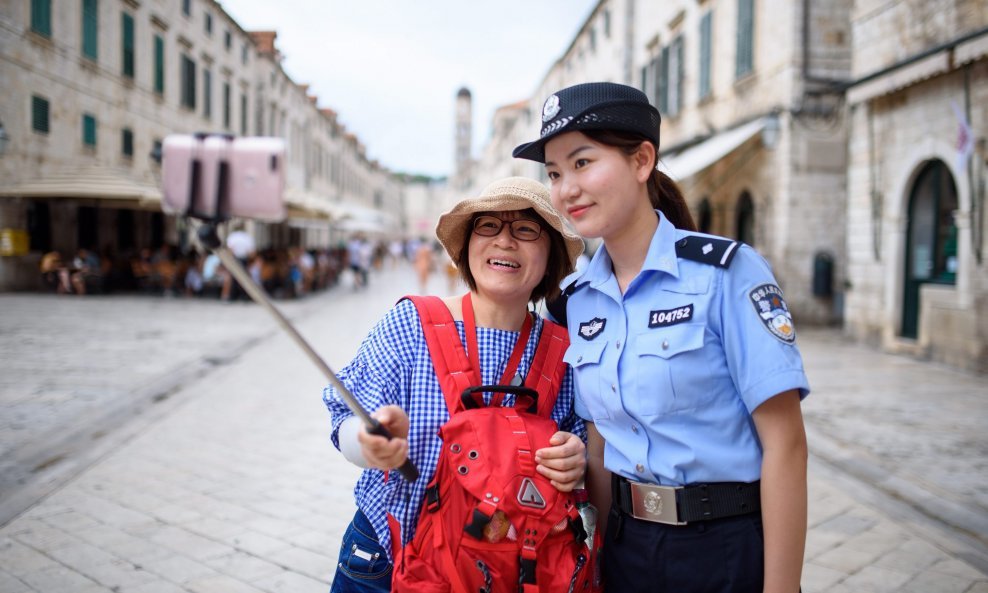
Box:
[535,431,587,492]
[357,405,410,471]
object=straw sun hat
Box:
[435,176,584,269]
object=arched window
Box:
[735,191,755,245]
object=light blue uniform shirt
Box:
[560,211,809,486]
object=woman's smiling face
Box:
[544,131,651,241]
[467,210,550,302]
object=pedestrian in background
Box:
[514,81,810,593]
[412,237,434,294]
[323,177,588,592]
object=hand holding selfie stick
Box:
[160,133,417,483]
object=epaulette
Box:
[675,235,741,268]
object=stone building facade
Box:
[843,1,988,372]
[0,0,404,291]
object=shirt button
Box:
[615,340,621,349]
[662,340,670,350]
[636,463,645,473]
[611,384,617,393]
[577,355,583,363]
[632,424,639,434]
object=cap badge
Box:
[542,94,561,122]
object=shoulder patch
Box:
[749,284,796,343]
[675,235,741,268]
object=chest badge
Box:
[517,477,547,509]
[749,284,796,343]
[649,304,694,328]
[578,317,606,340]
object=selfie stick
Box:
[198,225,419,483]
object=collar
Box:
[560,210,680,288]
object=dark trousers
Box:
[330,509,392,593]
[603,506,765,593]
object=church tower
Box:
[454,87,473,186]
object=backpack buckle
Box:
[460,385,539,413]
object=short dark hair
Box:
[456,208,572,303]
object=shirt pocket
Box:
[563,339,610,420]
[634,323,712,415]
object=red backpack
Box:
[391,295,600,593]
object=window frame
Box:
[82,113,97,147]
[121,12,135,78]
[82,0,98,60]
[31,95,50,134]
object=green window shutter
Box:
[154,35,165,95]
[83,114,97,146]
[31,95,50,134]
[82,0,98,60]
[675,36,684,115]
[223,82,231,129]
[122,128,133,156]
[736,0,754,78]
[659,46,670,115]
[122,13,135,78]
[203,69,212,118]
[699,11,712,99]
[31,0,52,37]
[181,55,196,109]
[240,93,247,134]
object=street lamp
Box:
[0,120,10,155]
[761,111,781,150]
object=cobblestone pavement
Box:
[0,265,986,592]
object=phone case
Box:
[160,135,196,215]
[227,137,286,222]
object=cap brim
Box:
[512,139,547,163]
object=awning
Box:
[846,52,950,105]
[284,187,341,220]
[659,117,768,181]
[334,201,393,234]
[0,166,162,209]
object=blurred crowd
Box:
[37,235,453,300]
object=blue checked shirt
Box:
[323,298,585,562]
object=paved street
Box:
[0,264,986,592]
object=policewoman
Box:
[513,82,810,593]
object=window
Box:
[204,12,212,34]
[603,9,611,38]
[224,29,232,50]
[121,12,135,78]
[736,191,755,245]
[31,95,50,134]
[82,114,97,146]
[82,0,98,60]
[153,35,165,95]
[240,92,247,134]
[699,11,713,100]
[181,55,196,109]
[223,81,231,129]
[122,128,133,157]
[659,45,669,114]
[31,0,51,37]
[203,69,212,119]
[666,36,684,116]
[589,28,596,53]
[736,0,755,78]
[242,43,249,65]
[182,0,191,17]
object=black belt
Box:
[612,475,761,525]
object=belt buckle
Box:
[629,482,686,525]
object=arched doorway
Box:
[697,197,713,233]
[902,160,958,339]
[736,191,755,245]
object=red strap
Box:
[526,319,570,417]
[405,295,473,415]
[462,293,532,390]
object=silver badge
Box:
[542,94,561,122]
[643,491,663,515]
[517,477,547,509]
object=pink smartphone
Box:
[160,135,286,222]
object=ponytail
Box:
[648,170,696,232]
[583,129,697,232]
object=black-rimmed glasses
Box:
[472,215,544,242]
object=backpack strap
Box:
[404,295,475,415]
[525,319,570,417]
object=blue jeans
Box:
[330,509,392,593]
